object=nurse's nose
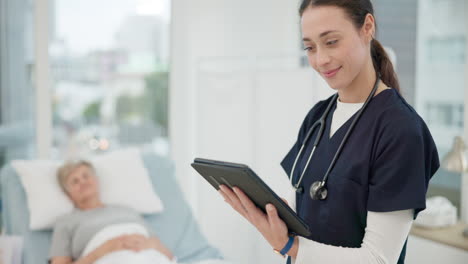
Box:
[316,47,331,67]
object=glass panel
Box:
[414,0,466,210]
[50,0,171,158]
[0,0,36,169]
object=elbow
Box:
[361,246,389,264]
[368,251,389,264]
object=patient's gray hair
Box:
[57,160,95,193]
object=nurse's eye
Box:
[303,46,316,52]
[326,40,338,46]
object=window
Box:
[456,104,464,128]
[50,0,171,158]
[0,0,172,167]
[413,0,465,209]
[428,36,466,64]
[0,0,36,168]
[373,0,466,209]
[426,103,465,128]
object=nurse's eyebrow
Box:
[302,30,338,42]
[319,30,338,38]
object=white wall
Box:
[169,0,301,197]
[169,1,313,263]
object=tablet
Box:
[191,158,311,237]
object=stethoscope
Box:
[289,74,381,200]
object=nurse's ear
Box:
[360,13,376,44]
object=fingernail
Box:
[267,204,273,211]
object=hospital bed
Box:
[0,151,229,264]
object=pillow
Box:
[10,160,71,231]
[11,148,164,230]
[91,148,164,214]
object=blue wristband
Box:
[279,236,295,256]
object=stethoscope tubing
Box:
[289,75,381,194]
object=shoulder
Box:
[375,89,428,137]
[53,211,78,233]
[106,204,140,216]
[372,89,438,159]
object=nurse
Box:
[218,0,440,264]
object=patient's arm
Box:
[50,235,136,264]
[148,236,174,260]
[50,256,72,264]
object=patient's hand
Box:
[98,235,134,255]
[123,234,175,260]
[122,234,150,251]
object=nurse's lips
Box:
[322,67,342,78]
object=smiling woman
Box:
[218,1,440,264]
[300,1,399,103]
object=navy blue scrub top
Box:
[281,88,439,264]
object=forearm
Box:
[148,237,175,260]
[292,237,387,264]
[50,248,105,264]
[72,246,106,264]
[289,210,413,264]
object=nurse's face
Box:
[301,6,372,90]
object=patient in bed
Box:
[49,160,176,264]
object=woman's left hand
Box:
[218,184,290,251]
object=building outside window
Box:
[49,0,171,158]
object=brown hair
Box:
[299,0,400,92]
[57,160,95,193]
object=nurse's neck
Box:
[337,62,388,103]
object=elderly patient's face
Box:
[65,165,100,204]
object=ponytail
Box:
[371,39,400,93]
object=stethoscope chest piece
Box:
[310,180,328,200]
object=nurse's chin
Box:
[319,73,349,91]
[324,81,347,91]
